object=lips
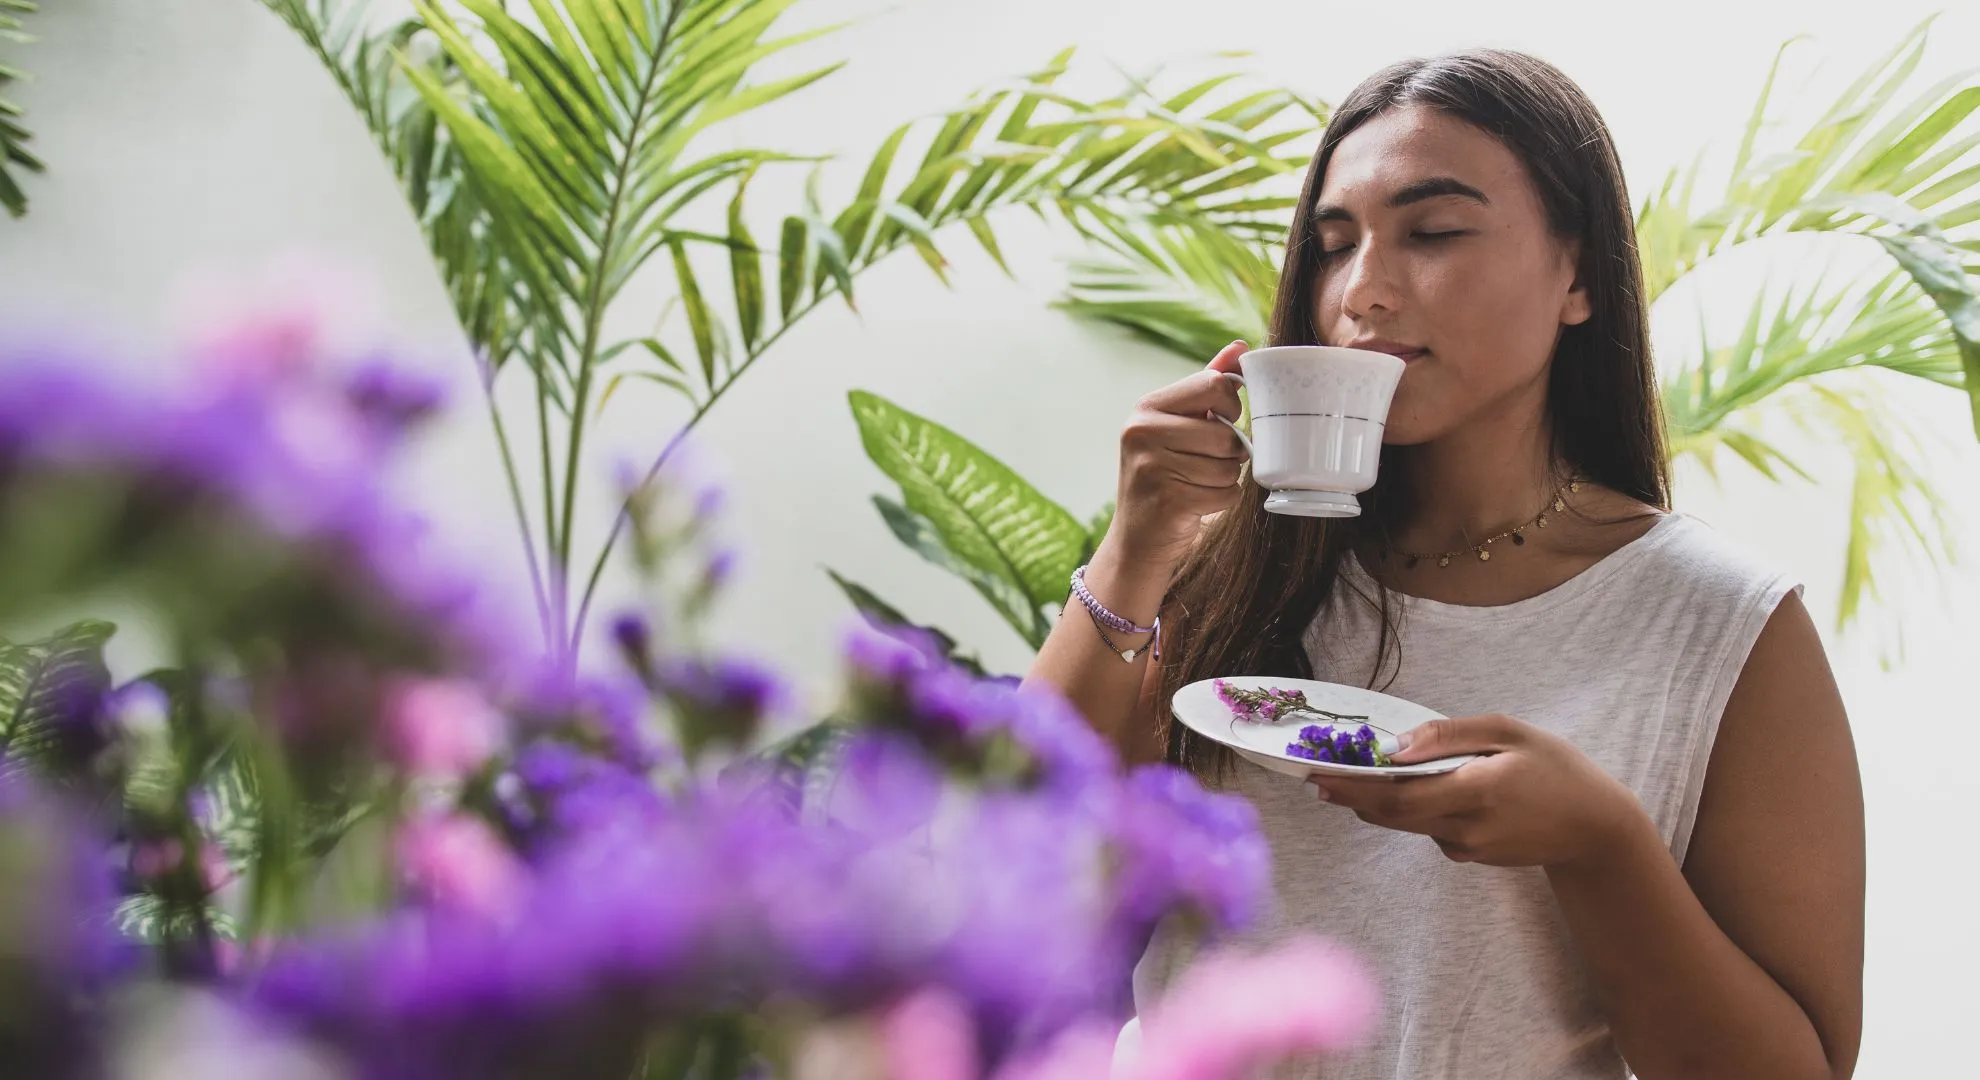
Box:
[1344,339,1427,362]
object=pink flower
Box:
[214,934,273,977]
[199,843,238,892]
[395,812,528,918]
[172,253,382,385]
[880,987,977,1080]
[989,1022,1121,1080]
[1128,936,1375,1080]
[129,838,186,882]
[128,838,235,894]
[381,677,506,778]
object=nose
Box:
[1337,236,1402,319]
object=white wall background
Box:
[2,0,1975,1074]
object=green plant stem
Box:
[567,289,833,658]
[536,368,564,667]
[551,6,682,666]
[481,369,556,653]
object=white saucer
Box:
[1171,675,1479,780]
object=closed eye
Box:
[1317,230,1470,262]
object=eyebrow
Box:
[1311,177,1491,223]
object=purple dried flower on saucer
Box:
[1285,724,1390,768]
[1215,681,1314,723]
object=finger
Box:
[1433,837,1476,863]
[1143,368,1245,422]
[1156,449,1245,490]
[1315,773,1474,821]
[1123,411,1247,464]
[1389,714,1523,765]
[1208,339,1248,375]
[1155,415,1249,461]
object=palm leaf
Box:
[0,619,116,777]
[1056,220,1278,360]
[1632,18,1980,431]
[0,0,43,218]
[1798,384,1951,630]
[848,391,1086,644]
[1664,267,1958,624]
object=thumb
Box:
[1388,716,1513,765]
[1208,339,1247,374]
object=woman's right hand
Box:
[1102,339,1252,574]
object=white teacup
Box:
[1218,345,1406,518]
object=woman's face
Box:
[1307,104,1590,446]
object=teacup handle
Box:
[1215,371,1253,456]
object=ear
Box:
[1558,239,1592,327]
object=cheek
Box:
[1422,260,1561,383]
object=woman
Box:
[1027,49,1864,1080]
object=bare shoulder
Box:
[1684,588,1864,1069]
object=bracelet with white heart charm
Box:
[1071,564,1160,662]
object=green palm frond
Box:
[1665,270,1960,622]
[257,1,542,376]
[1798,383,1951,630]
[1056,221,1279,359]
[1635,17,1980,431]
[267,1,1329,655]
[0,0,43,218]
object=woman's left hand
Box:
[1313,714,1647,868]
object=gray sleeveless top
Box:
[1129,512,1799,1079]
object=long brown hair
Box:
[1156,49,1670,782]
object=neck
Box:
[1390,401,1560,551]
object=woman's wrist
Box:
[1080,537,1175,630]
[1548,795,1665,887]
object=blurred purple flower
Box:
[0,350,532,683]
[703,547,738,590]
[0,771,128,1076]
[509,667,668,772]
[1106,764,1270,939]
[656,655,790,756]
[249,772,1228,1075]
[846,627,1114,793]
[820,731,944,842]
[343,361,445,440]
[608,612,651,666]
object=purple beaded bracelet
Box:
[1069,562,1156,657]
[1071,565,1155,634]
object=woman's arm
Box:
[1315,589,1864,1079]
[1023,544,1171,765]
[1025,341,1251,766]
[1546,590,1864,1079]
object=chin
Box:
[1379,411,1445,447]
